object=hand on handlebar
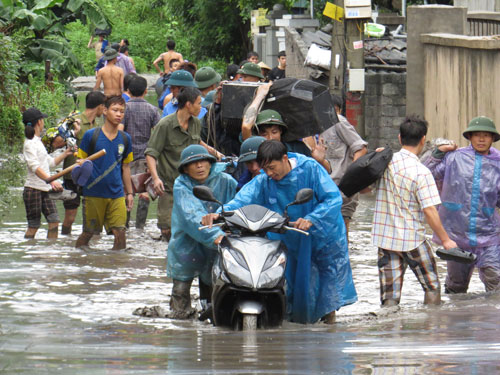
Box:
[201,213,220,228]
[290,218,313,231]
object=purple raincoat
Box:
[425,145,500,248]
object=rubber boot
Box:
[423,290,441,305]
[170,279,195,319]
[135,198,149,229]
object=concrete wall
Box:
[422,33,500,149]
[406,6,467,118]
[364,72,407,150]
[284,27,311,80]
[454,0,500,12]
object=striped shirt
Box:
[372,148,441,252]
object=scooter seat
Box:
[436,247,477,264]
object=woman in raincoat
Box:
[203,140,357,324]
[167,144,237,319]
[425,116,500,293]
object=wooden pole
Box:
[45,149,106,183]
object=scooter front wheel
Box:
[242,313,258,331]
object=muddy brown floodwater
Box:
[1,192,499,374]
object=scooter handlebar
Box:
[283,225,310,236]
[198,222,225,231]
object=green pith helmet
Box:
[463,116,500,142]
[239,136,266,163]
[255,109,287,131]
[165,70,198,88]
[237,62,264,79]
[178,144,216,173]
[195,67,221,89]
[102,48,118,61]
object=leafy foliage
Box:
[0,0,111,78]
[167,0,292,63]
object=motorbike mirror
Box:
[284,188,314,219]
[293,188,313,205]
[193,186,221,205]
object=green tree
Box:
[0,0,111,78]
[167,0,292,63]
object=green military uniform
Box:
[144,112,201,230]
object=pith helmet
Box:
[178,144,216,173]
[255,109,287,129]
[239,136,266,163]
[102,48,118,61]
[165,70,198,88]
[195,67,221,89]
[463,116,500,142]
[237,62,264,79]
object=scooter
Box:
[194,185,313,330]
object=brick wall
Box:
[364,72,407,150]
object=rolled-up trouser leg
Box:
[479,267,500,292]
[170,279,194,319]
[445,261,474,294]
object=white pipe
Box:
[402,0,407,18]
[311,0,314,19]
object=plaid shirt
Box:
[123,98,161,160]
[372,148,441,252]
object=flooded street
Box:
[1,192,499,374]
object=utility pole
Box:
[328,0,368,136]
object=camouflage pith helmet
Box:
[463,116,500,142]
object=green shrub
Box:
[0,107,23,152]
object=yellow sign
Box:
[256,8,271,27]
[323,2,344,22]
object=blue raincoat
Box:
[222,153,357,324]
[167,163,237,285]
[425,145,500,248]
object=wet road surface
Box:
[1,193,499,374]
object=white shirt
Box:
[23,136,56,191]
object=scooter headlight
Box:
[221,248,253,288]
[257,253,286,289]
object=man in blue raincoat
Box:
[168,145,237,319]
[202,140,357,324]
[425,116,500,293]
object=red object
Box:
[345,92,362,128]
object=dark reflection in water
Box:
[1,194,500,374]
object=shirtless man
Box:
[94,49,124,96]
[153,40,184,76]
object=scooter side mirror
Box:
[193,186,221,205]
[293,188,313,205]
[283,188,314,219]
